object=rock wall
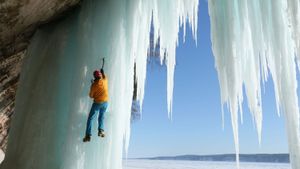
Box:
[0,0,81,152]
[0,0,80,56]
[0,51,24,152]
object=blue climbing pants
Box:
[85,102,108,136]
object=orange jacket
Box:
[89,77,109,103]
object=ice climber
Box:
[83,68,109,142]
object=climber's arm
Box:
[101,69,106,79]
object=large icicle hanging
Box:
[1,0,198,169]
[208,1,300,169]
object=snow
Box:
[0,149,4,164]
[123,160,291,169]
[208,1,300,168]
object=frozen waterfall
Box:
[2,0,300,169]
[0,0,197,169]
[208,0,300,169]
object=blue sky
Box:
[127,0,288,158]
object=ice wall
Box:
[0,0,198,169]
[208,1,300,169]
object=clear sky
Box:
[127,0,288,158]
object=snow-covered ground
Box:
[123,159,291,169]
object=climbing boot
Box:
[98,129,105,138]
[83,135,91,142]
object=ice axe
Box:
[101,58,105,70]
[100,57,106,79]
[91,58,105,83]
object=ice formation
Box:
[1,0,198,169]
[2,0,300,169]
[208,0,300,169]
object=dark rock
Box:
[0,0,81,57]
[0,0,81,153]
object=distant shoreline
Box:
[130,154,289,163]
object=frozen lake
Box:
[123,159,291,169]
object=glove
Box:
[100,69,104,74]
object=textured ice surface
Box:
[208,1,300,168]
[1,0,198,169]
[123,160,291,169]
[2,0,300,169]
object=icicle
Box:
[1,0,198,169]
[150,0,199,116]
[208,0,300,169]
[287,0,300,65]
